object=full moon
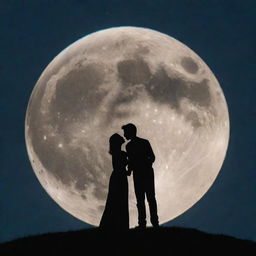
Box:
[25,27,229,227]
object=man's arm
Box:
[146,140,155,164]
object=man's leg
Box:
[134,178,146,227]
[145,174,159,227]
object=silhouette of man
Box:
[122,123,159,228]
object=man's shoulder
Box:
[136,137,149,144]
[130,137,149,145]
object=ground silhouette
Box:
[1,227,255,255]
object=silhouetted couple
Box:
[99,123,159,231]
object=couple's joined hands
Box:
[126,168,132,176]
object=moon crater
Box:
[181,56,199,74]
[117,58,152,85]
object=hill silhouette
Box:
[1,227,255,255]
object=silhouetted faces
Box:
[109,133,125,155]
[121,123,137,140]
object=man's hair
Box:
[121,123,137,135]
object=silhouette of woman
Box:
[99,133,129,231]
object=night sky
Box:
[1,0,256,243]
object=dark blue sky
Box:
[1,0,256,243]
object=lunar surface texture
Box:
[25,27,229,227]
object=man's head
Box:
[121,123,137,140]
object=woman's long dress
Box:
[99,151,129,231]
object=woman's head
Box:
[109,133,125,155]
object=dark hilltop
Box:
[1,227,255,255]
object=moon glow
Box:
[25,27,229,227]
